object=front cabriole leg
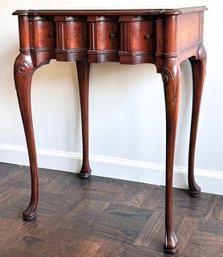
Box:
[14,53,38,221]
[188,45,207,197]
[162,58,180,254]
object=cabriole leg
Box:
[76,60,92,178]
[188,45,207,197]
[14,53,38,221]
[162,58,180,254]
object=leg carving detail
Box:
[14,53,38,221]
[76,60,92,179]
[188,45,207,197]
[162,58,180,254]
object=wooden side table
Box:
[13,7,207,254]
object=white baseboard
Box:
[0,143,223,195]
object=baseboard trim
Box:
[0,143,222,195]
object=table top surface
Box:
[13,6,207,16]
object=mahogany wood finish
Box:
[13,6,207,254]
[14,53,39,221]
[188,45,207,197]
[76,60,92,178]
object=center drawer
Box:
[87,16,119,63]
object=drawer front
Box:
[29,16,54,49]
[63,21,86,49]
[88,16,119,63]
[128,21,154,52]
[88,16,119,51]
[55,16,87,50]
[54,16,87,61]
[26,14,156,64]
[119,15,155,64]
[96,21,119,50]
[27,16,55,66]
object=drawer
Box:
[28,16,55,66]
[128,20,154,51]
[88,16,119,63]
[29,16,54,49]
[119,16,155,64]
[54,16,87,61]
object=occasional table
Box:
[13,6,207,254]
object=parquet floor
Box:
[0,162,222,257]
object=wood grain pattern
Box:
[0,162,223,257]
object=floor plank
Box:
[0,162,223,257]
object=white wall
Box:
[1,0,223,195]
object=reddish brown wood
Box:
[13,7,208,16]
[13,7,207,254]
[14,53,38,221]
[188,45,207,197]
[54,16,87,62]
[178,12,203,50]
[162,58,181,254]
[27,16,55,67]
[76,60,92,178]
[119,16,155,64]
[88,16,119,63]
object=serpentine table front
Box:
[13,7,207,254]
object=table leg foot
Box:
[23,206,37,221]
[189,183,201,197]
[164,232,178,254]
[79,169,92,179]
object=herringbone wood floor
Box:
[0,162,222,257]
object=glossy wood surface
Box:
[13,6,207,254]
